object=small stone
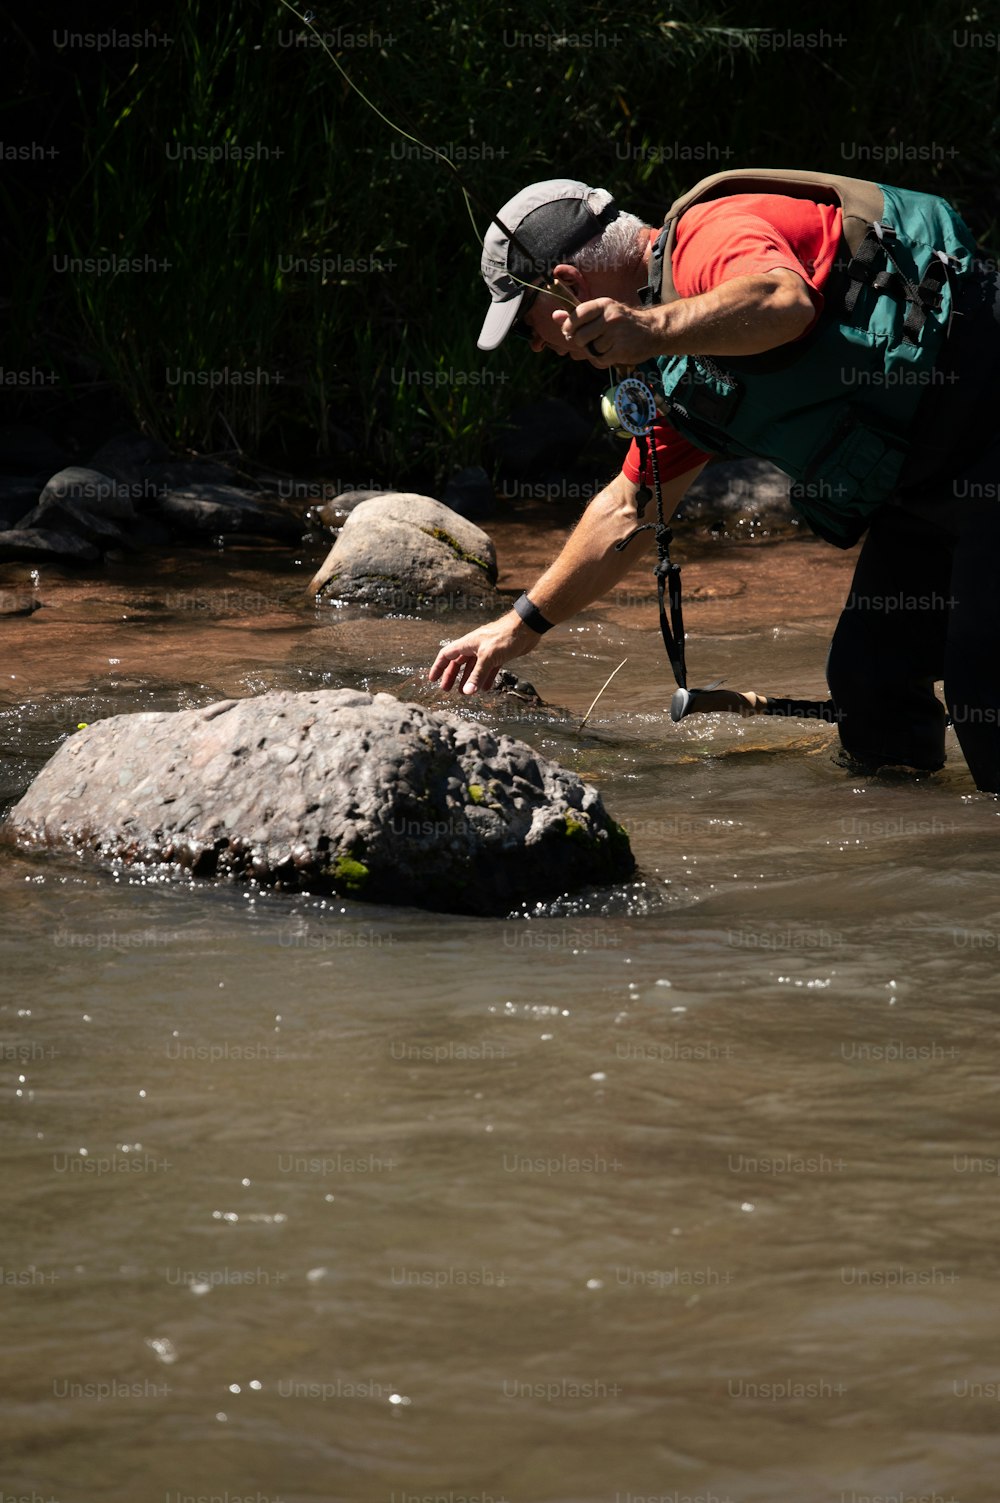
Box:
[311,489,388,529]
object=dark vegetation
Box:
[4,0,998,491]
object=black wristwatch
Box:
[513,591,555,635]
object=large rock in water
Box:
[308,494,498,606]
[6,690,633,915]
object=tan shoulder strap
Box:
[650,167,885,303]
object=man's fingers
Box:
[461,657,502,695]
[568,297,609,328]
[429,614,534,694]
[565,313,604,347]
[427,646,456,683]
[461,649,501,695]
[429,641,484,693]
[445,656,476,693]
[429,645,467,690]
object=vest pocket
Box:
[797,413,909,543]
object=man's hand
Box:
[429,611,539,695]
[552,298,663,368]
[427,465,705,695]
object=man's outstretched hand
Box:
[428,611,539,695]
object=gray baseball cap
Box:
[477,179,619,350]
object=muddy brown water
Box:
[2,515,999,1503]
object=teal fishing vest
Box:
[642,169,978,545]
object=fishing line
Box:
[275,0,579,309]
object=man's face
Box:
[514,262,604,362]
[520,285,596,361]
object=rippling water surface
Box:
[2,527,999,1503]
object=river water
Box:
[2,518,999,1503]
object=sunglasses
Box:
[510,282,545,341]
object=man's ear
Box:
[551,262,590,301]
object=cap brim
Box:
[477,291,524,351]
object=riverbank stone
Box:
[676,457,799,540]
[6,689,634,915]
[0,529,100,564]
[15,497,131,550]
[153,483,303,540]
[34,466,137,521]
[308,494,498,606]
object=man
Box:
[427,173,1000,793]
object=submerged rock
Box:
[308,494,498,606]
[6,689,633,915]
[0,587,41,617]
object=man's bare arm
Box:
[554,268,817,367]
[428,462,706,694]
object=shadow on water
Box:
[2,535,1000,1501]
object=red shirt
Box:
[622,194,844,485]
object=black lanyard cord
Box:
[614,429,688,690]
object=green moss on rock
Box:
[326,853,370,892]
[561,810,634,875]
[419,526,491,574]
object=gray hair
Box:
[566,194,651,275]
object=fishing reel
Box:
[600,374,658,439]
